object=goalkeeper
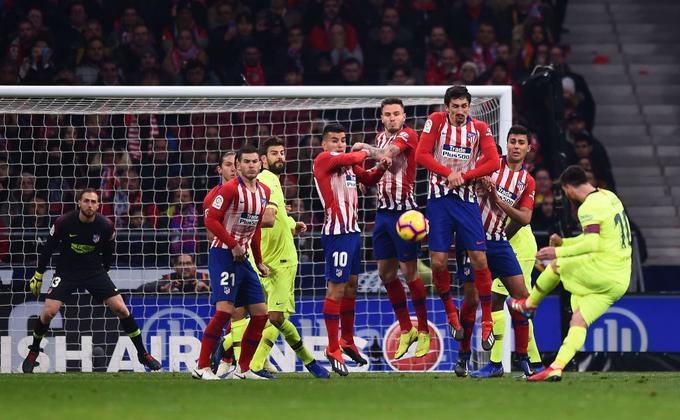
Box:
[23,189,161,373]
[222,137,329,379]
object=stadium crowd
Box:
[0,0,617,269]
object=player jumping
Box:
[415,85,500,350]
[510,165,631,381]
[23,188,161,373]
[351,97,431,360]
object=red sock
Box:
[459,300,477,353]
[238,314,268,372]
[384,280,412,332]
[511,310,529,355]
[407,278,429,333]
[323,298,341,352]
[198,310,231,368]
[340,296,356,344]
[432,269,458,325]
[474,268,492,323]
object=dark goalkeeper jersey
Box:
[37,210,116,274]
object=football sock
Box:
[249,321,280,372]
[528,319,542,364]
[340,296,356,344]
[222,332,233,351]
[230,318,249,362]
[119,314,147,355]
[238,314,268,372]
[459,300,477,353]
[490,310,505,363]
[473,268,492,324]
[528,264,560,308]
[384,280,412,332]
[432,269,458,324]
[279,319,314,365]
[323,298,341,352]
[31,318,49,349]
[197,310,231,369]
[407,278,429,333]
[511,310,529,356]
[553,326,587,369]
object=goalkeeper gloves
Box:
[29,272,43,297]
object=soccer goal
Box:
[0,85,513,374]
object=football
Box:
[396,210,429,242]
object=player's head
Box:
[321,123,347,153]
[380,97,406,134]
[558,165,592,204]
[77,188,100,218]
[235,143,261,181]
[217,151,236,182]
[444,85,472,126]
[506,124,530,164]
[259,136,286,175]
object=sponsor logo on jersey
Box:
[345,174,357,188]
[212,195,224,209]
[71,243,96,254]
[239,212,259,226]
[442,144,472,160]
[423,119,433,133]
[496,186,518,206]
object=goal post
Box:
[0,85,513,373]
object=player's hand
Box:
[378,156,392,170]
[359,183,367,194]
[549,234,563,247]
[231,244,246,262]
[536,246,557,261]
[256,262,270,277]
[293,221,307,235]
[351,142,367,152]
[29,272,43,297]
[479,176,495,192]
[447,171,464,189]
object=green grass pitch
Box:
[1,372,678,419]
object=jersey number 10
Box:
[614,211,632,248]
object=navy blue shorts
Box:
[456,239,523,282]
[321,233,361,283]
[373,210,419,262]
[208,247,265,306]
[426,195,486,253]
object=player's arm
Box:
[261,202,277,228]
[461,123,500,182]
[31,217,63,296]
[251,191,270,277]
[101,222,116,272]
[319,150,371,171]
[353,163,386,186]
[415,114,452,178]
[499,176,535,226]
[553,205,603,257]
[505,220,523,240]
[204,184,239,249]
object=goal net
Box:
[0,86,512,373]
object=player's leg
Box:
[228,307,248,361]
[427,198,463,339]
[22,298,63,373]
[509,260,562,317]
[498,274,531,375]
[321,233,350,375]
[400,258,431,357]
[456,281,478,377]
[339,234,367,366]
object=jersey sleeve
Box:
[415,113,451,177]
[36,215,65,273]
[462,121,500,181]
[204,183,239,249]
[577,195,606,230]
[517,175,536,210]
[391,128,418,152]
[353,164,385,186]
[315,150,369,173]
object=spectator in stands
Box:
[329,22,364,67]
[308,0,359,54]
[552,44,596,131]
[76,37,106,85]
[337,58,364,85]
[519,22,553,75]
[27,7,53,44]
[108,6,143,51]
[166,188,198,255]
[365,24,400,83]
[119,24,158,77]
[138,254,209,293]
[0,158,10,224]
[533,167,552,206]
[161,2,209,53]
[448,0,498,49]
[567,113,612,172]
[0,60,18,84]
[387,66,416,85]
[269,0,302,29]
[128,207,152,230]
[162,28,209,83]
[471,21,499,73]
[308,52,335,85]
[97,59,124,85]
[18,39,56,85]
[7,20,37,67]
[141,137,181,207]
[460,61,480,84]
[60,1,89,66]
[181,59,220,86]
[423,25,452,72]
[531,194,555,242]
[425,47,461,85]
[485,61,513,86]
[10,172,37,227]
[381,46,423,84]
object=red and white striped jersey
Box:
[374,127,418,210]
[478,157,536,241]
[314,150,371,235]
[421,112,494,202]
[205,177,271,249]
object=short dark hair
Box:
[444,85,471,105]
[558,165,589,187]
[220,151,235,165]
[236,143,259,161]
[573,132,593,145]
[507,124,530,139]
[259,136,285,156]
[380,97,404,111]
[322,123,346,139]
[78,188,100,201]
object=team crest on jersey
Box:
[212,195,224,209]
[223,286,231,295]
[261,197,267,207]
[92,234,100,243]
[336,268,343,277]
[517,180,526,189]
[345,174,357,188]
[466,131,477,140]
[442,144,472,160]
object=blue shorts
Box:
[426,195,486,253]
[321,233,361,283]
[456,239,523,282]
[208,247,265,306]
[373,210,419,262]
